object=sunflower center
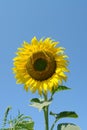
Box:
[26,51,56,81]
[34,58,47,71]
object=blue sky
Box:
[0,0,87,130]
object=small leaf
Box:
[29,101,51,111]
[50,111,58,118]
[52,85,71,96]
[15,120,34,130]
[30,98,40,103]
[50,111,78,120]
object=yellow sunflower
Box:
[13,37,69,95]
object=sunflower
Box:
[13,37,69,95]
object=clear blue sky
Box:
[0,0,87,130]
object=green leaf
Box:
[50,111,78,130]
[3,106,12,128]
[0,108,34,130]
[50,111,78,120]
[15,120,34,130]
[30,98,41,103]
[52,85,71,96]
[57,111,78,119]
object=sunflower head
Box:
[13,37,69,95]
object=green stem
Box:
[50,119,58,130]
[43,93,49,130]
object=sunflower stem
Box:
[43,93,49,130]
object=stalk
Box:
[43,93,49,130]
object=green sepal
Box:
[52,85,71,96]
[50,111,78,120]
